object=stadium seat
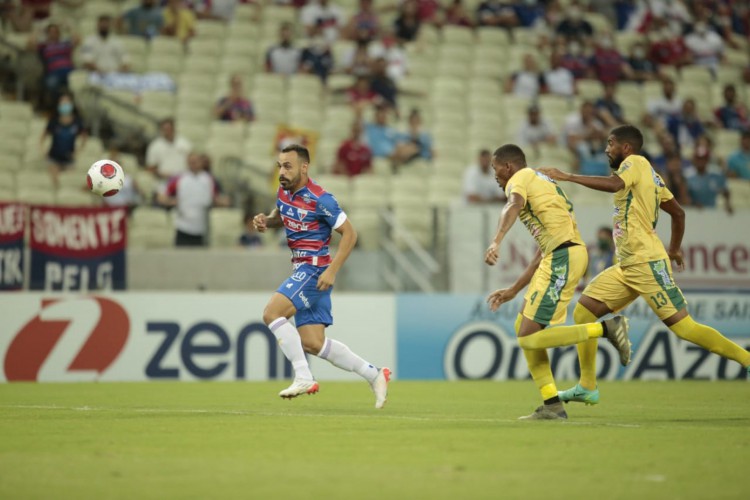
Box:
[0,171,15,190]
[131,207,172,229]
[150,37,184,58]
[476,27,510,46]
[16,171,53,192]
[0,101,33,122]
[128,226,174,249]
[314,175,351,209]
[183,55,221,74]
[196,20,226,40]
[728,179,750,208]
[16,189,55,205]
[140,91,176,120]
[209,208,243,247]
[58,172,87,190]
[146,54,184,79]
[0,187,15,201]
[120,35,148,73]
[56,188,97,207]
[442,26,474,46]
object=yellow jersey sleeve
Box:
[614,159,638,189]
[659,185,675,203]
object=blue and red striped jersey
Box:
[277,179,346,268]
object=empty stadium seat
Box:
[209,208,243,247]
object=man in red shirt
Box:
[333,121,372,177]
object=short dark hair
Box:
[493,144,527,167]
[610,125,643,152]
[281,144,310,163]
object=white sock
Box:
[317,338,379,383]
[269,318,314,381]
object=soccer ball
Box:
[87,159,125,197]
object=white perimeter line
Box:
[0,404,641,428]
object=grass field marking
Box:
[0,404,642,428]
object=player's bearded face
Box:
[606,137,624,170]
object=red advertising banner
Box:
[0,202,25,291]
[29,205,128,291]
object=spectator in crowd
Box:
[662,153,692,206]
[714,84,750,131]
[594,82,625,127]
[239,213,263,248]
[586,226,615,283]
[158,152,230,247]
[643,76,683,129]
[558,40,589,79]
[564,100,608,175]
[397,108,433,164]
[344,0,380,42]
[343,39,372,78]
[476,0,519,31]
[369,31,408,82]
[80,15,130,73]
[647,25,690,68]
[29,22,78,109]
[413,0,441,25]
[266,22,301,75]
[120,0,163,39]
[504,53,543,99]
[686,147,732,213]
[626,40,658,83]
[517,103,557,148]
[333,121,372,177]
[7,0,65,32]
[444,0,474,27]
[41,91,87,188]
[191,0,243,22]
[393,0,421,43]
[684,21,724,73]
[146,117,192,181]
[364,104,418,165]
[665,98,705,150]
[555,2,593,43]
[300,0,344,43]
[300,26,334,83]
[588,33,632,84]
[462,149,505,204]
[163,0,196,42]
[369,57,398,110]
[213,74,254,122]
[544,51,575,97]
[347,76,377,110]
[727,130,750,180]
[649,129,688,173]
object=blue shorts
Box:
[276,264,333,328]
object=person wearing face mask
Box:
[559,40,588,79]
[300,25,335,84]
[684,21,724,72]
[554,2,593,43]
[41,92,87,188]
[120,0,163,39]
[626,42,658,83]
[588,33,632,84]
[585,226,615,284]
[265,22,301,75]
[80,15,130,73]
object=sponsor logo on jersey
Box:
[298,291,310,308]
[291,272,307,282]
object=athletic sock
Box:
[670,316,750,367]
[517,323,603,350]
[574,304,600,390]
[317,338,379,383]
[523,348,558,401]
[268,317,314,381]
[515,314,558,401]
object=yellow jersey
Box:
[505,168,584,255]
[612,154,674,267]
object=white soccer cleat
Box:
[370,367,391,409]
[279,379,320,399]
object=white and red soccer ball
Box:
[87,159,125,197]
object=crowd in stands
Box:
[2,0,750,249]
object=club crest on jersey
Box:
[618,161,631,173]
[297,209,308,219]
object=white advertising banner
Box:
[450,206,750,292]
[0,293,396,382]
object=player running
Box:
[485,144,631,421]
[539,125,750,405]
[253,144,390,408]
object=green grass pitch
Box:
[1,381,747,500]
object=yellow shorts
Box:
[523,244,588,326]
[582,259,687,320]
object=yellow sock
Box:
[574,303,600,390]
[670,316,750,367]
[515,314,558,401]
[517,323,603,350]
[522,348,558,401]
